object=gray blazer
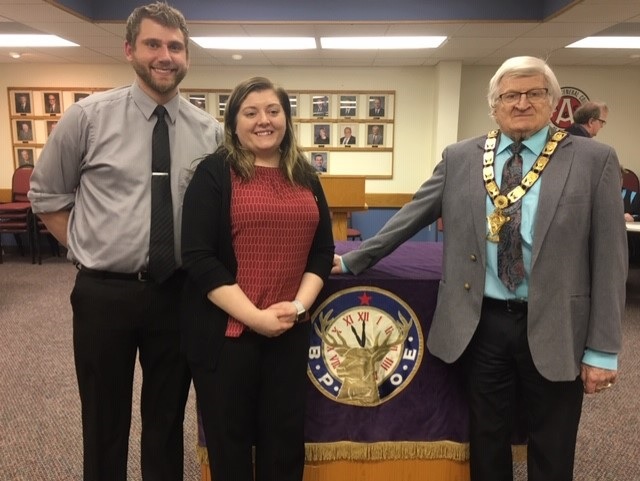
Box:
[343,130,627,381]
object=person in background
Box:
[28,3,222,480]
[566,101,608,137]
[181,76,334,481]
[332,56,626,481]
[622,177,640,222]
[621,167,640,261]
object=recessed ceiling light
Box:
[231,54,243,60]
[9,51,21,59]
[566,36,640,49]
[192,37,315,50]
[0,34,78,47]
[321,36,447,49]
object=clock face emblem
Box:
[308,286,423,406]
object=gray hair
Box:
[487,56,561,118]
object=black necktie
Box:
[497,142,525,291]
[148,105,175,282]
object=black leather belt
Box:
[483,297,528,313]
[76,264,150,282]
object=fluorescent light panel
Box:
[192,37,316,50]
[192,36,447,50]
[321,36,446,49]
[0,34,78,47]
[566,36,640,49]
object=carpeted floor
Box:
[1,253,639,480]
[0,255,200,481]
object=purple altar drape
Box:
[198,241,525,464]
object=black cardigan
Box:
[180,152,335,368]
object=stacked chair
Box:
[0,164,34,263]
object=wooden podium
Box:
[318,175,367,241]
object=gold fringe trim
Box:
[512,444,527,462]
[197,445,210,466]
[197,442,527,465]
[305,441,469,462]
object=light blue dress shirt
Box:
[483,126,548,301]
[483,126,615,370]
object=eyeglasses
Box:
[597,118,607,125]
[497,88,549,105]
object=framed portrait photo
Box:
[43,91,62,115]
[367,124,384,146]
[338,124,357,146]
[288,94,298,117]
[73,92,91,103]
[368,95,386,118]
[14,119,35,143]
[339,95,357,118]
[188,93,207,111]
[313,123,331,145]
[218,94,229,117]
[46,120,59,139]
[15,147,35,168]
[12,91,32,115]
[311,94,330,117]
[310,151,328,173]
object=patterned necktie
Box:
[497,142,525,291]
[148,105,175,282]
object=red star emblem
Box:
[358,292,372,305]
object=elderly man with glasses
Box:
[332,56,625,481]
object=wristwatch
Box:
[292,299,306,323]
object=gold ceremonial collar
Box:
[484,129,567,242]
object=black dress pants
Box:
[191,321,311,481]
[465,300,584,481]
[71,270,191,481]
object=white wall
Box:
[3,62,640,194]
[0,64,439,194]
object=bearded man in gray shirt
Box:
[28,3,222,480]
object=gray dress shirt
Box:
[29,81,223,273]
